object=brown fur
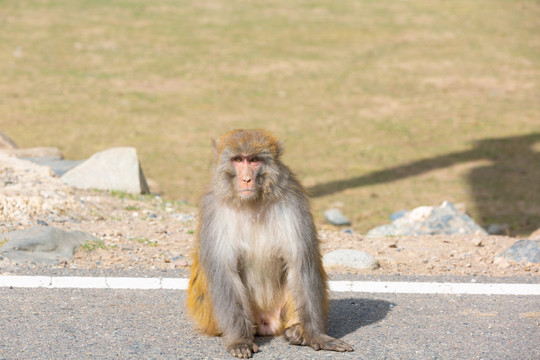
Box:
[186,129,352,358]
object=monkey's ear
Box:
[211,138,221,159]
[275,140,284,158]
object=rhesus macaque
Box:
[187,129,353,358]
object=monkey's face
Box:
[231,154,262,201]
[214,129,283,204]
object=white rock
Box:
[61,147,149,194]
[409,206,434,221]
[323,249,379,270]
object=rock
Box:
[366,201,487,237]
[23,156,84,176]
[470,238,483,247]
[324,208,351,226]
[493,256,512,269]
[487,223,509,235]
[0,131,18,149]
[500,240,540,263]
[0,147,64,158]
[61,147,149,194]
[169,213,194,222]
[389,210,407,221]
[323,249,379,270]
[0,154,89,227]
[0,226,98,264]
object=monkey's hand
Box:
[227,340,259,359]
[284,325,353,352]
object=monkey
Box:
[187,129,353,358]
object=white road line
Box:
[0,276,539,295]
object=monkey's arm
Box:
[283,195,353,352]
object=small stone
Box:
[470,238,483,247]
[169,213,194,222]
[487,223,509,235]
[324,208,351,226]
[494,256,512,269]
[323,249,378,270]
[501,240,540,263]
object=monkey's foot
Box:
[309,334,354,352]
[283,325,353,352]
[227,340,259,359]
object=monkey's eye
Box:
[232,156,243,163]
[250,156,260,163]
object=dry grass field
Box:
[1,0,539,235]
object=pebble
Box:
[324,208,351,226]
[323,249,379,270]
[169,213,194,222]
[487,223,509,235]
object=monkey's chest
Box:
[240,249,285,310]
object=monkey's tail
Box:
[187,251,221,336]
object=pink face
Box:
[231,155,261,198]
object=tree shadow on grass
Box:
[307,133,540,235]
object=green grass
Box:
[130,237,158,247]
[1,0,539,235]
[81,239,108,251]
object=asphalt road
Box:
[1,282,538,360]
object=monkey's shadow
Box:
[256,297,393,346]
[327,298,394,338]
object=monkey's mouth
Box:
[237,188,257,198]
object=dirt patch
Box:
[1,155,538,277]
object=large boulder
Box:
[366,201,487,237]
[61,147,149,194]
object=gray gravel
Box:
[0,287,538,359]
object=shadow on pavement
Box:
[328,298,394,338]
